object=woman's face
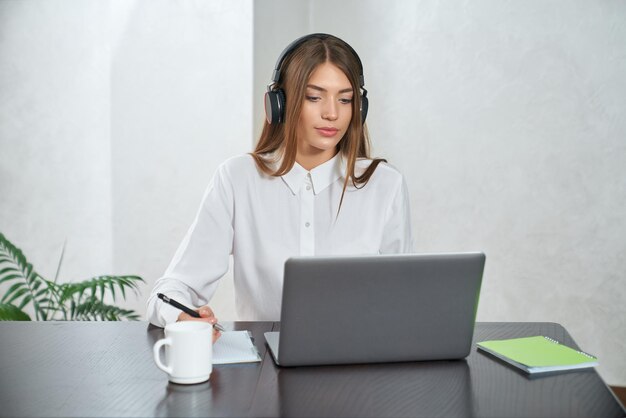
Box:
[296,62,353,165]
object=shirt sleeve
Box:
[380,174,414,254]
[146,163,235,327]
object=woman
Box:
[147,34,413,338]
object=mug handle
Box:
[153,338,173,374]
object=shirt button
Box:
[305,222,310,228]
[306,185,311,191]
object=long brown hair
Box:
[251,34,386,211]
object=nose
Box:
[322,100,338,121]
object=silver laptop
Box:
[265,252,485,367]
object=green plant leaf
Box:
[34,287,49,298]
[0,266,20,276]
[26,269,41,288]
[1,282,27,303]
[32,279,43,291]
[24,264,33,280]
[99,281,105,301]
[59,276,143,303]
[0,233,50,320]
[119,281,127,299]
[6,288,31,305]
[1,233,144,322]
[71,297,140,321]
[108,281,116,301]
[19,294,32,309]
[0,303,31,321]
[0,274,23,285]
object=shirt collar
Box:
[281,153,344,195]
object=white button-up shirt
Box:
[147,153,413,326]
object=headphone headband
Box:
[270,33,365,88]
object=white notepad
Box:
[213,330,261,364]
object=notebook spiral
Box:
[543,336,597,360]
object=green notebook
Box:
[477,336,598,375]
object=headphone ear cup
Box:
[276,89,286,123]
[264,89,286,124]
[264,90,278,124]
[360,95,368,124]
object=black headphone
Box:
[264,33,369,125]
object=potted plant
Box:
[0,232,144,321]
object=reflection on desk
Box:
[156,379,214,417]
[276,360,472,417]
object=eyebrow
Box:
[306,84,353,94]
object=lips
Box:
[315,127,339,137]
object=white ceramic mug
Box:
[153,321,213,384]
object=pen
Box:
[157,293,225,332]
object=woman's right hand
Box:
[177,305,222,343]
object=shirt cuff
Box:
[159,303,183,326]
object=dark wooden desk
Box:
[0,321,623,417]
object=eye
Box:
[305,95,321,102]
[339,98,353,104]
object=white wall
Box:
[109,0,252,323]
[0,0,113,281]
[1,0,624,386]
[0,0,252,317]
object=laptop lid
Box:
[265,252,485,367]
